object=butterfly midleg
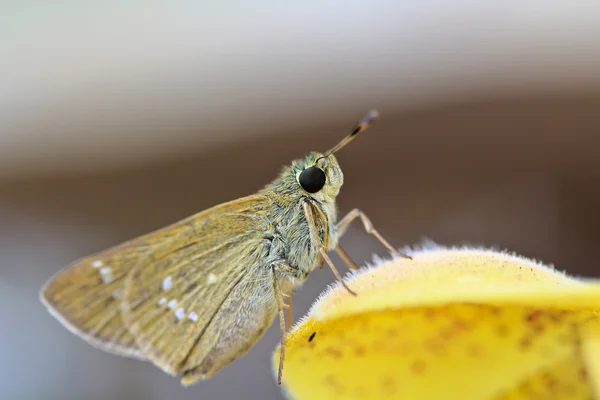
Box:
[281,293,293,331]
[336,208,411,259]
[271,263,295,385]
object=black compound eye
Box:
[298,166,326,193]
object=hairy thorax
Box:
[267,196,338,292]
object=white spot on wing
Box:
[99,266,114,283]
[167,299,177,309]
[188,312,198,322]
[158,298,167,306]
[162,275,172,291]
[207,273,218,284]
[92,260,103,268]
[175,307,185,320]
[112,288,123,299]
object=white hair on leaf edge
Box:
[293,239,576,330]
[275,240,577,393]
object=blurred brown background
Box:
[2,2,600,400]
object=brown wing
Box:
[40,195,270,363]
[120,196,274,377]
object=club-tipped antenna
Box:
[317,110,379,162]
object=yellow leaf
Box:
[274,247,600,400]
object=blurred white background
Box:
[3,1,600,176]
[2,1,600,399]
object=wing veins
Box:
[178,262,251,372]
[125,232,251,313]
[130,243,252,344]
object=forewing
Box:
[120,195,272,375]
[40,195,269,362]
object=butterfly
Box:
[40,110,410,386]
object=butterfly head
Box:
[264,110,379,204]
[295,109,379,201]
[295,151,344,202]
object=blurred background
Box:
[2,2,600,399]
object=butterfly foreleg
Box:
[302,200,328,270]
[271,263,297,385]
[302,200,357,295]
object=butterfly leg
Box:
[302,200,327,270]
[303,200,357,295]
[271,264,289,385]
[281,293,293,331]
[335,245,360,271]
[317,254,325,270]
[336,208,412,260]
[319,249,357,296]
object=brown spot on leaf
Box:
[519,336,533,350]
[495,324,510,337]
[354,346,366,357]
[525,310,543,324]
[579,366,589,381]
[410,359,427,375]
[465,343,482,358]
[452,318,470,331]
[324,373,345,395]
[323,347,342,359]
[490,306,503,315]
[381,376,397,395]
[324,373,337,387]
[424,338,447,356]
